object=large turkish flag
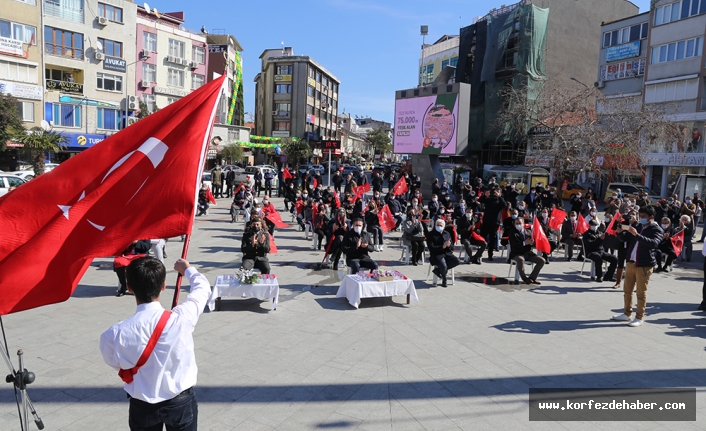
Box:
[0,76,225,315]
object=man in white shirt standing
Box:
[100,257,211,431]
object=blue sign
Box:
[605,41,640,62]
[62,132,108,149]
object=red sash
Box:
[118,310,172,384]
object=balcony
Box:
[44,0,84,23]
[44,44,83,60]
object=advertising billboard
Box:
[394,93,459,155]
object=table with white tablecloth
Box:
[336,275,418,309]
[208,275,280,311]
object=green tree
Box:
[366,126,392,155]
[0,94,23,151]
[11,127,68,176]
[281,138,311,166]
[137,100,159,119]
[220,144,244,165]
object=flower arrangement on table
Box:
[356,269,407,282]
[237,269,261,285]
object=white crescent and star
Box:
[57,137,169,230]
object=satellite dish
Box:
[153,7,160,18]
[143,2,151,13]
[96,40,103,51]
[40,120,51,131]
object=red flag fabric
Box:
[265,211,288,228]
[548,208,567,230]
[450,226,458,244]
[605,214,620,236]
[334,192,341,208]
[379,205,397,233]
[313,178,318,189]
[113,254,147,269]
[471,231,486,243]
[532,216,552,254]
[269,234,278,254]
[233,182,245,195]
[205,188,216,204]
[671,229,684,256]
[354,183,370,200]
[282,168,292,180]
[576,214,590,235]
[312,204,318,225]
[295,201,304,215]
[0,76,225,315]
[392,177,408,196]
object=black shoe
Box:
[472,259,481,265]
[529,278,541,285]
[487,257,494,262]
[566,257,572,262]
[577,255,584,261]
[520,274,531,285]
[115,289,126,297]
[432,268,442,279]
[697,239,704,243]
[412,261,418,266]
[698,303,706,310]
[596,277,603,283]
[441,281,448,287]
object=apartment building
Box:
[206,33,243,126]
[419,35,459,86]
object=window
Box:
[167,97,179,105]
[44,26,83,60]
[49,103,81,127]
[274,121,290,131]
[167,68,184,87]
[450,57,458,67]
[0,60,38,83]
[228,129,240,141]
[15,101,33,122]
[97,38,122,58]
[97,108,120,130]
[142,63,156,82]
[306,105,313,115]
[644,78,699,103]
[322,76,328,88]
[13,0,36,5]
[44,0,84,24]
[441,59,450,70]
[168,39,185,59]
[142,94,156,112]
[191,73,204,90]
[275,103,291,112]
[192,46,205,64]
[98,2,122,22]
[316,71,321,82]
[308,67,315,79]
[275,84,291,93]
[315,90,320,101]
[0,20,37,45]
[307,85,314,97]
[654,0,706,25]
[96,72,122,91]
[651,36,703,63]
[276,65,292,75]
[602,22,649,48]
[425,64,434,82]
[701,78,706,110]
[143,32,157,52]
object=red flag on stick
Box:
[379,205,397,233]
[269,234,278,254]
[313,178,318,189]
[576,214,590,235]
[392,177,408,196]
[471,231,486,243]
[265,211,289,228]
[205,188,216,204]
[354,183,370,200]
[548,208,567,230]
[671,229,684,256]
[605,214,620,236]
[532,216,552,254]
[0,76,226,315]
[334,192,341,208]
[282,168,292,180]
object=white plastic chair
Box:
[400,237,425,265]
[304,222,313,240]
[508,259,533,282]
[426,262,454,285]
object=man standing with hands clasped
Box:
[612,206,662,327]
[100,257,211,431]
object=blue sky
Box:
[162,0,651,123]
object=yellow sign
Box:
[307,77,316,87]
[77,135,87,146]
[274,74,292,82]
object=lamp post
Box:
[124,58,146,130]
[570,76,589,89]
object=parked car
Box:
[341,164,357,175]
[322,161,338,172]
[311,164,325,174]
[0,174,26,196]
[201,172,212,189]
[234,166,279,190]
[372,165,387,175]
[10,163,60,181]
[603,182,660,204]
[548,183,589,200]
[298,164,313,174]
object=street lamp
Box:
[123,57,146,130]
[570,76,589,89]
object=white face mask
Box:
[590,225,598,231]
[435,226,444,233]
[440,209,445,214]
[605,218,611,223]
[661,224,669,229]
[518,206,525,210]
[541,213,548,218]
[515,224,523,231]
[590,212,596,216]
[570,217,576,221]
[353,226,362,234]
[466,213,472,219]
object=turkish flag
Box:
[0,76,226,315]
[392,178,408,196]
[576,214,590,235]
[354,183,370,199]
[265,211,288,228]
[283,168,292,180]
[548,208,567,230]
[205,188,216,204]
[378,205,397,233]
[532,216,552,254]
[312,204,318,225]
[671,229,684,256]
[295,201,304,215]
[269,234,278,254]
[234,182,245,195]
[605,214,619,236]
[313,178,318,189]
[334,192,341,209]
[471,231,486,243]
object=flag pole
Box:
[171,234,191,309]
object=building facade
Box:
[254,46,340,146]
[206,33,243,126]
[419,35,459,85]
[135,7,208,115]
[0,0,43,131]
[43,0,137,158]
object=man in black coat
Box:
[426,219,460,287]
[372,172,384,194]
[241,217,271,274]
[457,208,485,264]
[341,218,378,274]
[523,187,540,216]
[560,211,581,261]
[428,195,442,219]
[225,167,236,198]
[612,206,663,327]
[479,188,506,260]
[332,170,344,193]
[508,217,544,285]
[582,219,617,282]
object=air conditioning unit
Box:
[123,95,138,111]
[594,80,605,89]
[94,52,105,61]
[180,58,189,66]
[167,55,177,63]
[141,49,152,59]
[272,110,278,115]
[140,80,151,88]
[189,61,198,69]
[127,117,139,126]
[97,16,108,26]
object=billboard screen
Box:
[394,93,459,155]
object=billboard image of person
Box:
[394,93,459,155]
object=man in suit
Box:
[241,217,271,274]
[523,187,539,216]
[508,217,544,285]
[342,218,378,274]
[457,207,485,265]
[536,208,558,262]
[582,219,617,282]
[561,211,581,261]
[479,187,506,261]
[426,219,460,287]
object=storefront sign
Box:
[0,80,42,100]
[524,156,552,167]
[103,56,126,73]
[276,111,290,118]
[46,79,83,94]
[274,74,292,82]
[605,41,640,62]
[600,58,645,81]
[62,133,107,149]
[154,86,188,97]
[644,152,706,166]
[208,44,228,53]
[307,77,316,87]
[0,36,25,57]
[272,131,290,138]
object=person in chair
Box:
[341,218,378,274]
[508,217,544,285]
[426,219,460,287]
[241,216,271,274]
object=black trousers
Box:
[587,251,617,278]
[115,267,127,293]
[347,257,378,274]
[129,387,197,431]
[242,257,271,274]
[480,225,498,257]
[462,239,486,260]
[225,183,233,198]
[367,226,383,245]
[314,228,325,248]
[701,257,706,306]
[211,184,222,198]
[655,248,676,268]
[264,182,272,197]
[430,253,460,279]
[409,239,425,263]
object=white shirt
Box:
[100,267,211,403]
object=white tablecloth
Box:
[336,275,418,309]
[208,275,280,311]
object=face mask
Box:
[466,213,472,219]
[433,198,438,202]
[530,191,535,194]
[590,212,596,216]
[661,224,669,229]
[542,213,548,218]
[302,194,308,198]
[605,218,611,223]
[353,226,362,234]
[440,209,445,214]
[289,185,293,189]
[570,217,576,221]
[375,194,380,198]
[518,206,525,210]
[668,200,673,204]
[515,224,523,231]
[590,225,598,232]
[639,218,649,225]
[435,226,443,233]
[686,200,692,204]
[511,215,518,219]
